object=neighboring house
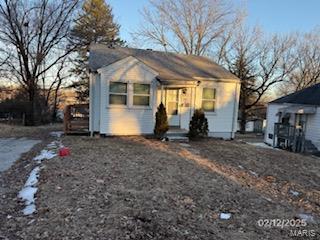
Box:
[88,44,241,139]
[237,105,267,133]
[237,118,266,133]
[265,83,320,152]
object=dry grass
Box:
[1,135,319,239]
[0,123,62,139]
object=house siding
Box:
[264,103,282,145]
[98,57,158,135]
[195,81,240,139]
[305,107,320,150]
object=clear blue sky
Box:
[108,0,320,43]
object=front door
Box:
[165,89,180,126]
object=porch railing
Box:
[273,123,305,152]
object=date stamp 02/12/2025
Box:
[257,218,318,238]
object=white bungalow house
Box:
[265,83,320,153]
[88,44,241,139]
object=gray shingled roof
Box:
[89,44,239,82]
[271,83,320,105]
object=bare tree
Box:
[278,29,320,95]
[251,34,297,106]
[134,0,298,133]
[216,25,261,132]
[217,24,297,132]
[0,0,79,125]
[133,0,242,55]
[42,59,71,121]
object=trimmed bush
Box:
[188,109,208,139]
[154,102,169,138]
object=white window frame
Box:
[132,83,151,107]
[109,82,128,106]
[201,87,216,112]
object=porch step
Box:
[167,135,189,142]
[166,132,188,137]
[165,127,189,142]
[304,140,319,154]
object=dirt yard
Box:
[0,124,62,239]
[0,130,319,239]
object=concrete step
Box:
[166,132,188,137]
[304,140,319,154]
[167,128,188,135]
[305,147,318,151]
[167,135,189,142]
[305,149,319,154]
[305,144,318,149]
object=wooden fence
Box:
[64,104,89,134]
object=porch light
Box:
[182,88,187,94]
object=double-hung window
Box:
[202,88,216,112]
[109,82,127,105]
[133,83,150,106]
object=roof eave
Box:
[193,76,241,83]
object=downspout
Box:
[89,71,94,137]
[231,82,239,139]
[161,85,164,103]
[189,87,194,121]
[156,78,164,104]
[194,81,200,111]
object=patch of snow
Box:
[33,149,57,162]
[180,143,191,147]
[28,219,35,225]
[24,166,40,187]
[290,190,300,196]
[18,166,40,215]
[18,186,37,205]
[247,142,277,150]
[249,170,258,177]
[238,165,244,169]
[22,203,36,215]
[50,131,63,138]
[96,179,104,184]
[18,185,38,215]
[263,197,273,202]
[220,213,232,220]
[18,165,42,215]
[47,140,64,149]
[18,134,65,216]
[47,141,58,148]
[298,213,315,223]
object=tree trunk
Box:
[51,92,59,122]
[239,87,247,134]
[51,75,63,122]
[26,88,36,126]
[239,110,247,134]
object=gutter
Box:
[193,77,241,84]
